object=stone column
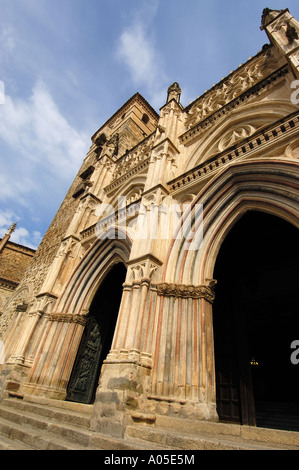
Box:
[149,282,218,421]
[21,313,87,399]
[90,256,161,437]
[8,311,42,366]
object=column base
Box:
[19,382,67,401]
[147,394,218,422]
[0,363,31,402]
[90,360,152,438]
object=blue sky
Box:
[0,0,298,249]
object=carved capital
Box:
[127,255,162,282]
[156,282,215,303]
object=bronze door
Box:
[66,315,107,404]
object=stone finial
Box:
[0,222,17,254]
[7,222,17,236]
[167,82,181,104]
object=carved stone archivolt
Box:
[156,282,215,303]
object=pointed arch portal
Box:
[213,211,299,430]
[160,159,299,431]
[66,262,127,404]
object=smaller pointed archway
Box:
[213,211,299,430]
[66,263,127,404]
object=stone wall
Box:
[0,241,35,315]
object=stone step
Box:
[1,396,92,430]
[126,424,299,451]
[0,429,34,450]
[0,414,88,450]
[0,397,169,450]
[2,395,299,450]
[126,414,299,451]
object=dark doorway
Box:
[66,263,126,404]
[213,211,299,430]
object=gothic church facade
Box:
[0,8,299,438]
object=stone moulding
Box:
[47,313,87,326]
[156,282,215,303]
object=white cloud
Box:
[0,209,15,230]
[0,25,16,56]
[117,23,159,89]
[0,80,89,201]
[0,80,90,247]
[0,80,88,173]
[116,6,168,109]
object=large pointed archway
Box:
[22,231,132,401]
[213,211,299,430]
[156,159,299,424]
[66,262,127,404]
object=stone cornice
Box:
[156,282,215,303]
[80,201,140,240]
[0,277,18,291]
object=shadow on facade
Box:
[213,211,299,431]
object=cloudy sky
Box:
[0,0,298,249]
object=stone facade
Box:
[0,8,299,438]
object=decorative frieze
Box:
[156,282,215,303]
[48,313,87,326]
[81,201,140,240]
[184,47,280,131]
[181,64,289,144]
